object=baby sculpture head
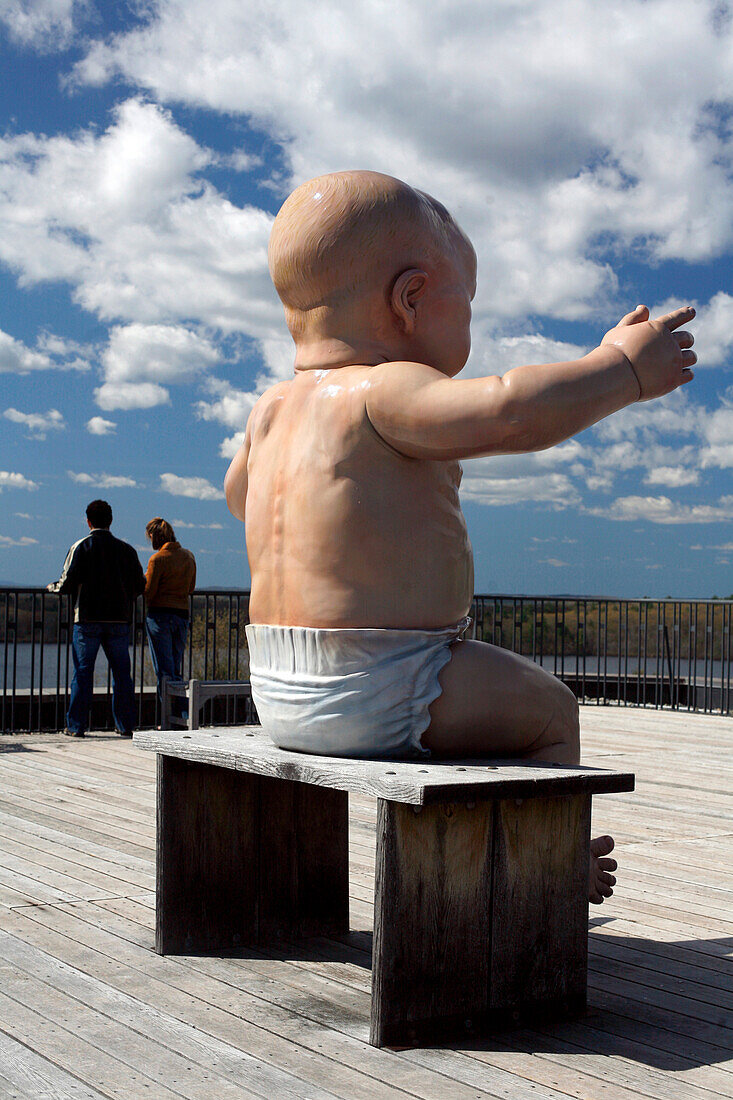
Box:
[268,170,477,375]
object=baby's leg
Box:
[423,639,617,903]
[423,639,580,763]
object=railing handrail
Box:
[3,585,733,605]
[473,593,733,605]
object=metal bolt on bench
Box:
[134,726,634,1048]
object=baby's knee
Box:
[545,678,580,755]
[557,681,580,756]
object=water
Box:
[1,642,155,690]
[534,654,729,686]
[2,642,727,692]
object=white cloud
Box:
[95,322,223,409]
[3,407,65,439]
[71,0,733,320]
[0,0,85,50]
[160,473,225,500]
[0,471,38,492]
[172,519,225,528]
[644,466,700,488]
[464,331,588,381]
[0,534,39,547]
[218,150,263,172]
[592,390,701,444]
[196,377,261,457]
[196,379,257,425]
[593,495,733,525]
[96,382,170,411]
[68,471,139,488]
[35,331,93,371]
[0,327,91,374]
[699,399,733,469]
[586,390,710,491]
[461,472,581,508]
[219,432,245,459]
[464,440,584,477]
[539,557,570,568]
[0,98,279,333]
[0,330,53,373]
[86,416,117,435]
[690,293,733,369]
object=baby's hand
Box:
[601,305,696,401]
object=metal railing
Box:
[2,588,732,732]
[472,595,733,714]
[0,588,256,733]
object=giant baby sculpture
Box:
[225,170,696,903]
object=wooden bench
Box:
[161,678,253,729]
[133,727,634,1047]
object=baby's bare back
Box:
[245,366,473,628]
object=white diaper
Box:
[245,618,471,759]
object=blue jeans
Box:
[145,610,189,713]
[68,622,136,735]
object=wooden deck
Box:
[0,705,730,1099]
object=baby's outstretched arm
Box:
[366,306,695,460]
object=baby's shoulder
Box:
[248,379,292,431]
[252,378,292,408]
[368,359,448,389]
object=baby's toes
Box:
[598,856,618,873]
[590,835,615,857]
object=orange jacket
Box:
[145,541,196,611]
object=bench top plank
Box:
[134,727,634,806]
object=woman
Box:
[144,518,196,716]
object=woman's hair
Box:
[146,517,176,551]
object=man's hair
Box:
[86,500,112,529]
[146,517,176,551]
[268,171,467,327]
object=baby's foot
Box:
[589,834,617,904]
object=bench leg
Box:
[156,756,349,954]
[187,679,200,730]
[489,793,591,1021]
[161,676,170,729]
[370,792,591,1047]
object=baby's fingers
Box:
[681,349,697,368]
[657,305,696,330]
[617,304,649,326]
[675,329,694,349]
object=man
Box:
[48,500,146,738]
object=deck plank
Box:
[0,705,731,1099]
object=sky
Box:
[0,0,732,597]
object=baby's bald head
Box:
[269,171,469,326]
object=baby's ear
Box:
[390,268,428,333]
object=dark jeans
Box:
[67,622,136,735]
[146,610,189,714]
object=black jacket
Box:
[50,528,146,623]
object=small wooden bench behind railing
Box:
[134,727,634,1047]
